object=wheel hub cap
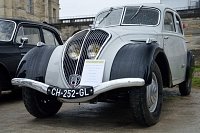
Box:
[146,72,158,113]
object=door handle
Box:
[181,64,185,68]
[164,36,169,39]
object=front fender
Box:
[110,43,169,85]
[16,46,56,82]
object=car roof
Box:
[98,3,175,13]
[0,18,61,34]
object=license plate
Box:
[47,86,93,99]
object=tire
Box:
[0,70,13,97]
[18,46,62,118]
[12,88,22,97]
[178,51,194,96]
[22,87,62,118]
[179,79,192,96]
[0,72,3,97]
[0,80,2,97]
[129,62,163,126]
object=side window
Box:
[16,26,40,44]
[16,27,23,43]
[175,15,183,34]
[42,29,59,45]
[164,12,175,32]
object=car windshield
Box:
[0,20,15,41]
[122,6,159,25]
[95,8,123,28]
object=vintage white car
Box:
[12,3,194,126]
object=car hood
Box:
[97,26,159,43]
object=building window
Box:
[53,8,56,23]
[27,0,32,13]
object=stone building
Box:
[0,0,59,23]
[161,0,200,9]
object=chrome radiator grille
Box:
[62,29,110,87]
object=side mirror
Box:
[19,37,28,48]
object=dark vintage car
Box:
[0,18,63,95]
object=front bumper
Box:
[11,78,145,102]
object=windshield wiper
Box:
[99,7,113,24]
[131,5,143,20]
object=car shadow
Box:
[27,89,182,130]
[0,90,22,104]
[29,102,143,130]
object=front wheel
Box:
[129,62,163,126]
[22,87,62,118]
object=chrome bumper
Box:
[11,78,145,101]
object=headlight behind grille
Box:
[67,44,81,60]
[87,44,100,59]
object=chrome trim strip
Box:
[95,30,111,59]
[120,7,126,25]
[74,29,91,74]
[11,78,145,102]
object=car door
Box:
[174,14,187,80]
[15,24,41,57]
[0,20,21,78]
[163,10,187,85]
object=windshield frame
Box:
[121,6,161,27]
[94,7,125,28]
[0,19,16,42]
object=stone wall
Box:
[0,0,59,23]
[54,21,92,42]
[176,8,200,63]
[182,17,200,50]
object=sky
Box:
[59,0,160,18]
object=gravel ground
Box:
[0,87,200,133]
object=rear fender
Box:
[110,43,172,86]
[185,50,195,81]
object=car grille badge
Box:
[69,74,81,88]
